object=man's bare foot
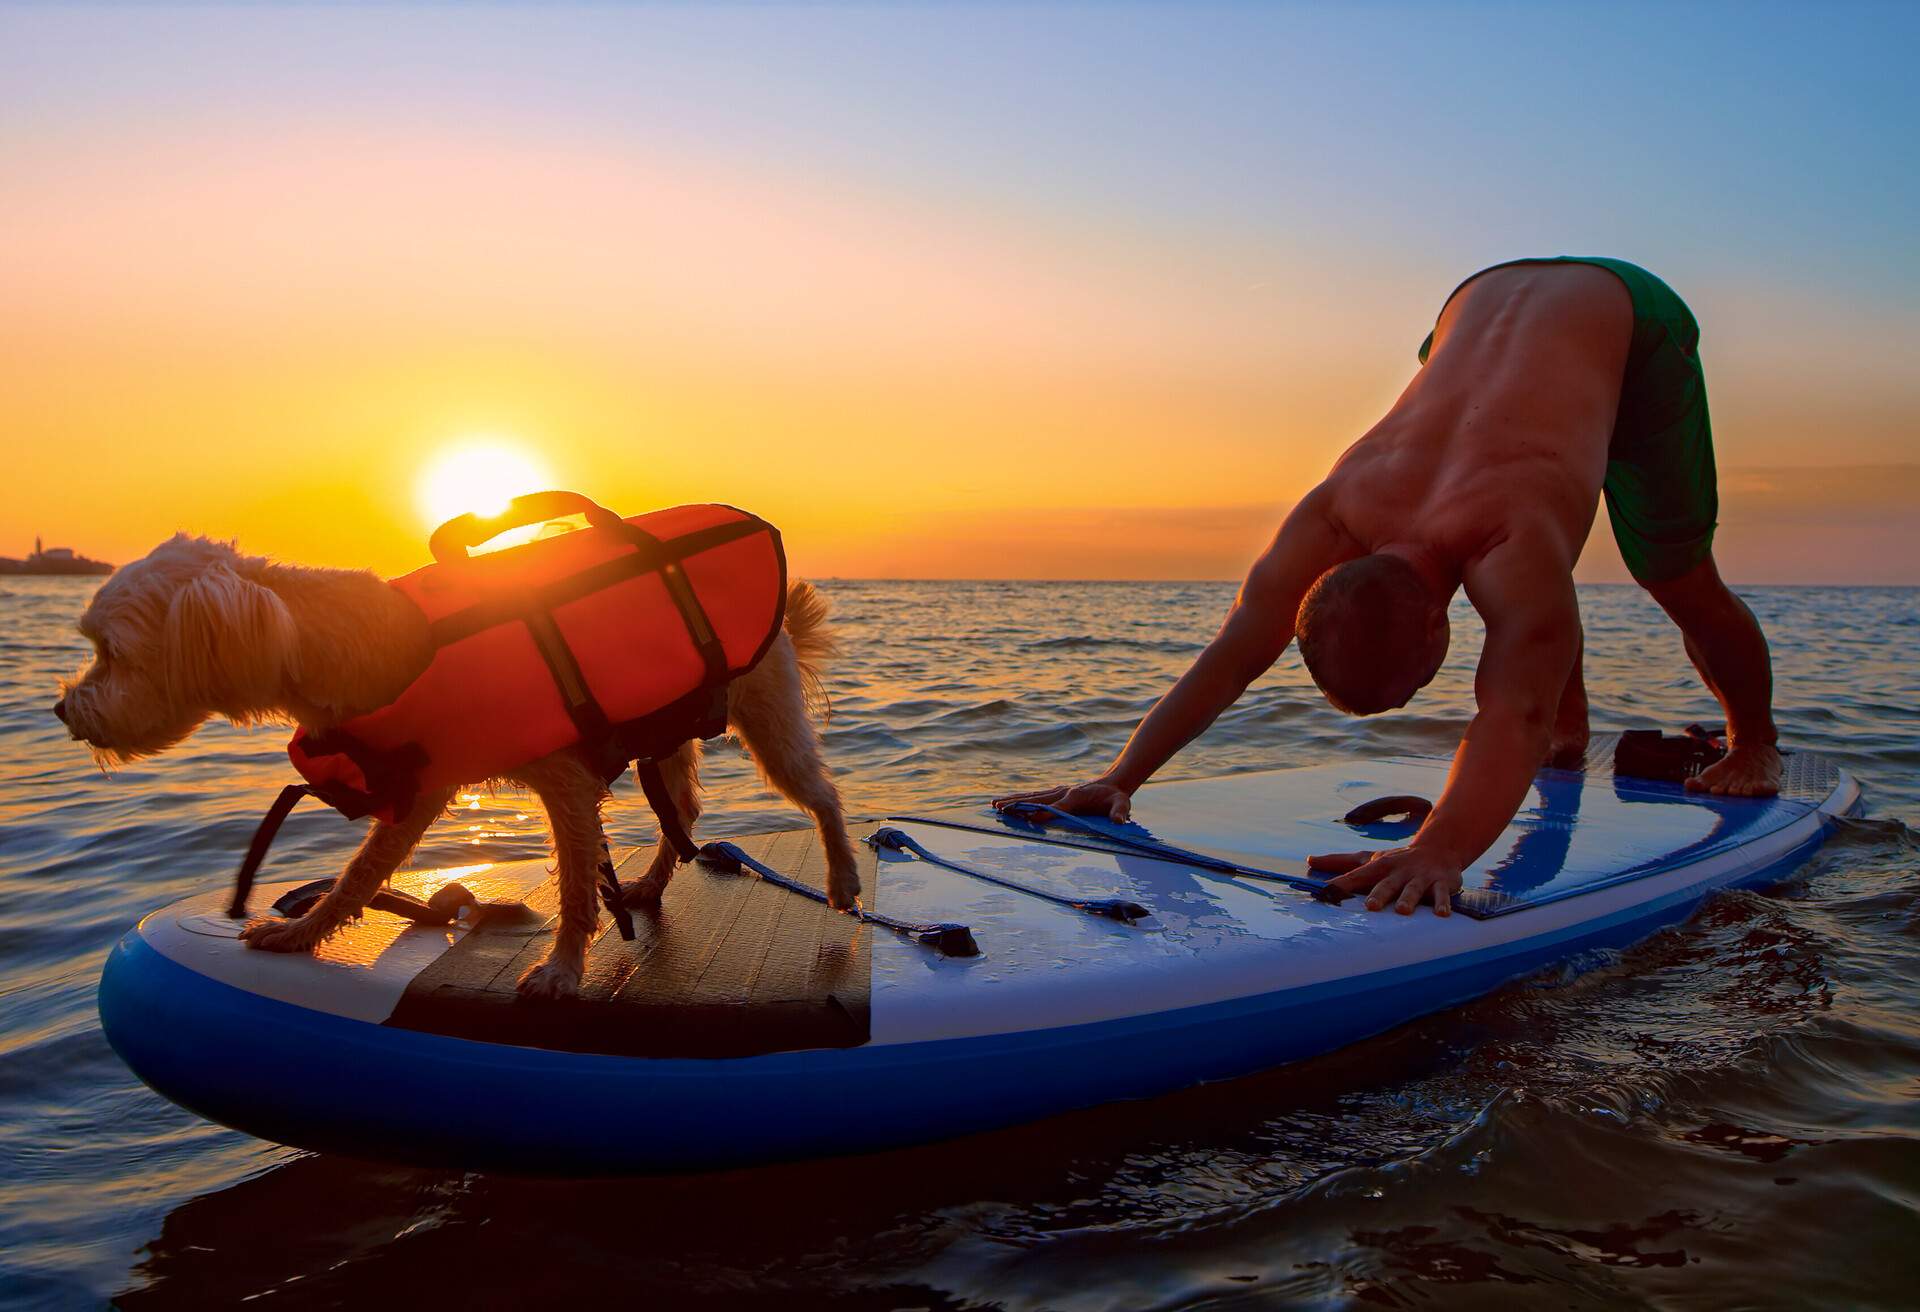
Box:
[1688,742,1783,797]
[1546,705,1589,771]
[1546,725,1589,771]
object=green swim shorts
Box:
[1419,256,1718,584]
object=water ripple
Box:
[0,577,1916,1307]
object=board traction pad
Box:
[381,738,1840,1054]
[385,828,876,1058]
[903,734,1842,920]
[1435,733,1840,915]
[1582,732,1838,805]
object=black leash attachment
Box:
[987,801,1350,904]
[231,781,540,934]
[271,876,490,927]
[229,783,315,918]
[635,758,701,863]
[698,841,980,958]
[597,840,635,941]
[866,826,1150,924]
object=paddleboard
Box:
[97,735,1856,1174]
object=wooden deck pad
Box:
[384,828,875,1058]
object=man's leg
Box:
[1641,553,1782,796]
[1547,629,1589,770]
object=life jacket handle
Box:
[429,490,626,564]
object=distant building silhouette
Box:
[0,535,114,576]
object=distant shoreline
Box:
[13,575,1906,588]
[0,560,114,577]
[0,541,114,576]
[0,570,1909,588]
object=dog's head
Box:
[57,535,297,765]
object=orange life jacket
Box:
[288,500,785,826]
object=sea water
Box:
[1,577,1916,1307]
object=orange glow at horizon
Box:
[1,119,1387,579]
[4,113,1916,583]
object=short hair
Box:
[1295,555,1439,715]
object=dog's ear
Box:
[163,565,297,711]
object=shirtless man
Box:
[997,257,1783,917]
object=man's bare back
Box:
[1323,262,1633,591]
[998,257,1783,918]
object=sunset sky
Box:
[4,3,1916,582]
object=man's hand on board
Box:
[1308,845,1466,916]
[992,779,1134,823]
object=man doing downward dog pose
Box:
[998,257,1782,917]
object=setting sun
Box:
[417,441,551,531]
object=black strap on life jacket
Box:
[513,515,733,869]
[635,758,701,863]
[229,783,315,918]
[596,840,635,942]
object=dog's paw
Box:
[240,915,330,953]
[826,870,862,913]
[621,872,670,909]
[516,959,582,1001]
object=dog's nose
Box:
[53,698,67,724]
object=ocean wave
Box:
[2,579,1918,1305]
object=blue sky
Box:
[10,2,1912,295]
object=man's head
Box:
[1295,554,1449,715]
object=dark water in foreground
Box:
[2,577,1917,1309]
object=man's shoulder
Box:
[1234,486,1361,608]
[1469,513,1584,570]
[1462,520,1582,623]
[1279,482,1369,560]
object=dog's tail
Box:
[782,579,837,723]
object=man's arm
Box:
[1312,536,1581,914]
[994,494,1352,820]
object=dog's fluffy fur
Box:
[59,533,860,999]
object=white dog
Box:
[57,533,860,998]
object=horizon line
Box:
[788,577,1920,588]
[8,574,1918,589]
